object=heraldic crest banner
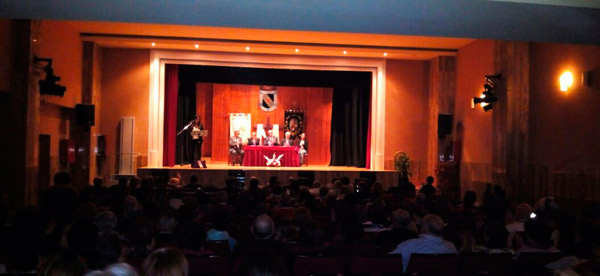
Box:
[259,86,278,112]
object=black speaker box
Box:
[96,135,105,156]
[438,114,453,138]
[76,104,95,126]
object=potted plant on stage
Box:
[394,151,413,185]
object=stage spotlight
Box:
[35,56,66,97]
[472,74,501,112]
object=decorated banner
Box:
[229,113,251,141]
[259,86,278,112]
[284,110,304,140]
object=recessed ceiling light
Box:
[295,48,299,53]
[343,50,347,55]
[383,52,388,57]
[195,44,199,49]
[151,42,156,47]
[246,46,250,51]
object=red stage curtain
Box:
[163,64,179,167]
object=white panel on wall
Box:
[119,117,135,175]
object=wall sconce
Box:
[472,74,501,112]
[559,71,574,92]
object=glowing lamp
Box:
[560,71,574,92]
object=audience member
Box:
[140,247,188,276]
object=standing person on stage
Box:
[189,115,204,168]
[247,132,260,146]
[298,132,308,165]
[263,129,279,146]
[229,130,244,165]
[281,131,294,147]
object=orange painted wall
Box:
[454,40,495,164]
[210,84,332,165]
[99,48,150,163]
[36,20,82,108]
[529,43,600,167]
[384,59,430,177]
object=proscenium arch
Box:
[148,50,386,170]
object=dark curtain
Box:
[163,64,178,167]
[329,87,370,167]
[175,81,197,165]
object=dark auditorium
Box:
[2,1,600,275]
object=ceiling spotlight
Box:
[383,52,388,57]
[195,44,199,49]
[151,42,156,47]
[472,74,501,112]
[295,48,299,53]
[246,46,250,51]
[343,50,347,55]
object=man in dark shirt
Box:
[419,176,436,200]
[233,215,289,257]
[376,209,418,248]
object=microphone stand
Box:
[176,121,194,166]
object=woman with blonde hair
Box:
[140,247,188,276]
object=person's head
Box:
[421,214,445,237]
[94,210,118,234]
[141,247,188,276]
[53,171,71,186]
[234,130,240,137]
[515,203,532,221]
[267,130,273,137]
[392,209,412,229]
[426,176,434,185]
[93,177,103,188]
[38,249,85,276]
[463,191,477,208]
[177,222,207,251]
[194,115,201,123]
[189,175,198,185]
[251,215,275,240]
[284,131,291,139]
[102,263,139,276]
[249,177,260,189]
[168,178,181,188]
[251,132,257,138]
[300,133,305,140]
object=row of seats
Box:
[126,251,564,276]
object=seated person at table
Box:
[281,131,294,147]
[298,133,308,165]
[263,130,279,146]
[229,130,244,165]
[247,132,260,146]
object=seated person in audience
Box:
[506,203,532,249]
[376,209,418,248]
[389,214,457,272]
[141,247,189,276]
[470,220,511,253]
[206,204,237,252]
[297,133,308,165]
[281,131,294,147]
[229,130,244,165]
[516,219,559,257]
[233,215,289,257]
[263,130,279,146]
[247,132,260,146]
[290,220,330,255]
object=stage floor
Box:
[138,164,398,189]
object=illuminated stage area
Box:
[138,165,398,190]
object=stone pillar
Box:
[427,56,456,178]
[492,41,530,201]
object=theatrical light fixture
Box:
[34,56,66,97]
[472,74,501,112]
[560,71,574,92]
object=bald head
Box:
[252,215,275,240]
[421,214,445,236]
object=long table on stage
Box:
[243,146,300,167]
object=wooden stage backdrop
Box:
[196,83,333,165]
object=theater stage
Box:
[137,164,398,189]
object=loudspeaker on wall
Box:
[76,104,95,127]
[438,114,453,138]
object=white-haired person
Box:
[263,129,279,146]
[297,133,308,165]
[229,130,244,165]
[281,131,294,147]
